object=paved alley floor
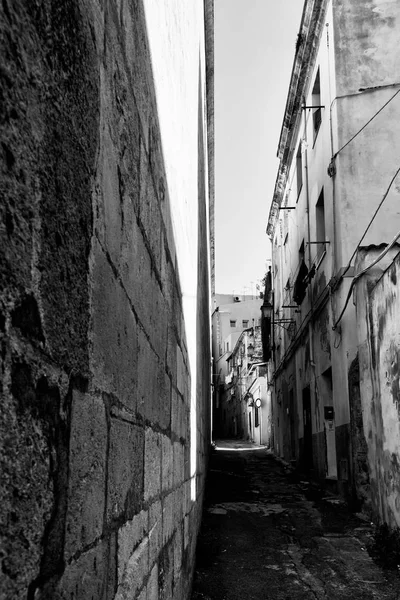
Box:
[191,440,400,600]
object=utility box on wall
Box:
[324,406,334,421]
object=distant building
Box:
[224,326,271,444]
[212,295,264,437]
[266,0,400,511]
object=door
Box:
[289,389,296,460]
[322,368,337,478]
[302,386,313,469]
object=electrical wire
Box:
[333,87,400,159]
[272,278,332,375]
[275,165,400,342]
[340,163,400,279]
[332,230,400,331]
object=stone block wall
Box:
[356,249,400,529]
[0,1,212,599]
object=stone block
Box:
[161,434,173,493]
[173,442,184,488]
[176,345,186,397]
[171,387,181,438]
[118,206,152,308]
[115,536,149,600]
[149,500,162,568]
[137,327,159,413]
[65,391,107,559]
[158,541,174,600]
[138,589,147,600]
[160,245,178,321]
[119,0,152,152]
[173,577,184,600]
[147,563,159,600]
[144,428,162,502]
[118,509,148,584]
[182,406,190,444]
[139,137,163,275]
[145,279,168,361]
[186,479,193,514]
[117,202,168,363]
[165,325,178,384]
[162,492,175,545]
[59,540,110,600]
[92,241,138,411]
[184,442,191,480]
[173,488,184,528]
[113,84,140,216]
[96,124,123,265]
[107,419,144,523]
[173,524,183,584]
[175,394,189,443]
[0,391,53,599]
[137,588,147,600]
[184,513,190,550]
[137,330,170,429]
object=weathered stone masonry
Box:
[0,1,213,599]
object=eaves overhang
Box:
[266,0,329,240]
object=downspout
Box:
[303,95,320,440]
[302,98,316,369]
[326,21,338,276]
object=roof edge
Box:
[266,0,329,239]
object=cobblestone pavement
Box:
[191,440,400,600]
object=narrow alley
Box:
[192,441,400,600]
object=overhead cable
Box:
[332,229,400,331]
[341,163,400,279]
[333,87,400,159]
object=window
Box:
[312,69,322,141]
[242,319,249,328]
[316,188,326,260]
[226,342,230,352]
[296,144,303,200]
[284,231,289,263]
[230,320,236,328]
[299,239,305,259]
[293,240,308,305]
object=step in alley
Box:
[191,441,400,600]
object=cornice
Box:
[266,0,329,239]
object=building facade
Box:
[266,0,400,509]
[212,295,265,436]
[223,326,271,444]
[0,2,214,599]
[355,246,400,529]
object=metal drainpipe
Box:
[327,21,338,277]
[303,97,316,371]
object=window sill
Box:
[315,248,327,270]
[312,127,321,149]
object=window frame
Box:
[311,68,322,146]
[296,143,303,201]
[315,188,326,264]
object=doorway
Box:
[322,367,337,478]
[302,386,313,469]
[289,388,296,460]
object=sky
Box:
[215,0,304,295]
